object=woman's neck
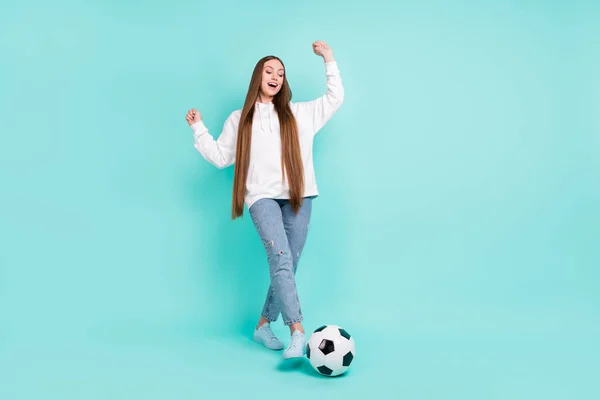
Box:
[257,93,273,104]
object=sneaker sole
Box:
[253,336,284,351]
[282,351,305,359]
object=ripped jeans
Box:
[248,197,313,326]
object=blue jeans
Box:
[249,197,313,326]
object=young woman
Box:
[185,41,344,359]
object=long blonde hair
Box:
[231,56,304,219]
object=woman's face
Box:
[260,59,285,100]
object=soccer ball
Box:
[306,324,355,377]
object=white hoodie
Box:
[190,61,344,209]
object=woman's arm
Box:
[296,41,345,135]
[186,109,240,169]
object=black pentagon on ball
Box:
[306,343,311,358]
[342,351,354,367]
[319,339,335,355]
[313,325,327,333]
[338,328,351,340]
[317,365,334,376]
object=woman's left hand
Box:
[312,41,334,63]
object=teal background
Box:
[1,0,599,399]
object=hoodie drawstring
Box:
[268,106,273,134]
[257,103,273,134]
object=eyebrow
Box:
[264,66,284,72]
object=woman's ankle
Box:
[289,322,304,334]
[256,316,270,330]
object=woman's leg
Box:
[260,198,313,331]
[249,199,303,327]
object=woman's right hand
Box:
[186,108,202,126]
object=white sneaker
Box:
[282,330,306,359]
[253,323,284,350]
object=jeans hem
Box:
[262,313,278,323]
[283,316,303,326]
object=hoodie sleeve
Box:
[191,110,240,169]
[296,61,345,135]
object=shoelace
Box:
[262,327,278,342]
[289,333,304,348]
